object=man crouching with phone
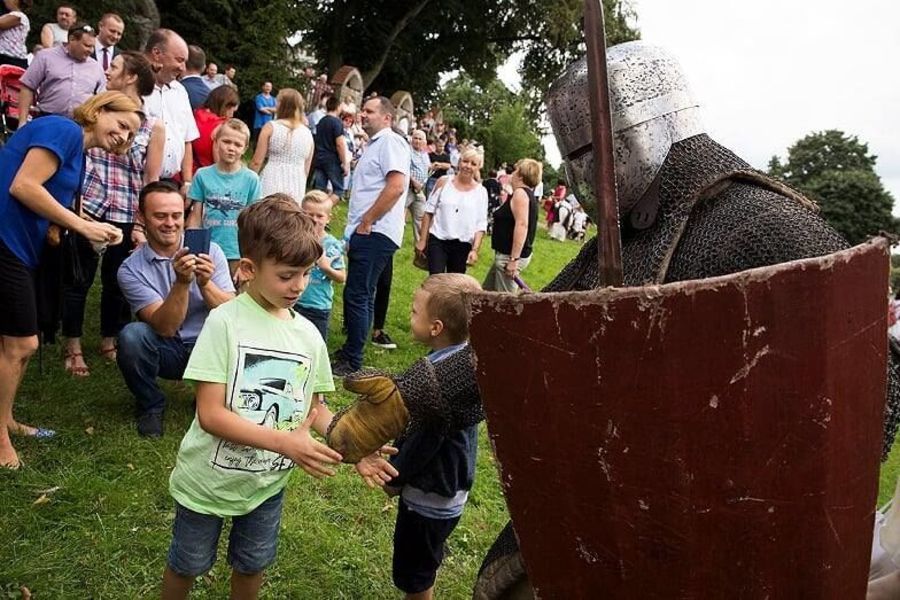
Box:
[116,181,236,437]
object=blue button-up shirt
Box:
[117,241,234,343]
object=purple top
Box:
[20,45,106,117]
[117,240,235,343]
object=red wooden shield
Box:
[470,240,889,599]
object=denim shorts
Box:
[167,489,285,577]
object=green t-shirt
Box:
[169,292,335,516]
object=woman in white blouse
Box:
[415,148,488,274]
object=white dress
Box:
[259,120,314,204]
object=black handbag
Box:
[60,193,94,287]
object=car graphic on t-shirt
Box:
[239,377,301,430]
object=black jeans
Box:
[373,253,393,332]
[61,222,134,338]
[426,234,471,275]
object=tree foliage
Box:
[302,0,639,109]
[769,130,897,244]
[438,73,542,170]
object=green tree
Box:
[154,0,315,98]
[439,74,517,140]
[769,130,897,244]
[304,0,639,109]
[438,73,542,171]
[479,103,543,170]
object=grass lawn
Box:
[2,204,897,598]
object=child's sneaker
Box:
[371,331,397,350]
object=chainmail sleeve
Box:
[394,344,485,434]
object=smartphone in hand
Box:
[183,228,211,256]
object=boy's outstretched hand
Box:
[354,445,399,488]
[282,408,342,478]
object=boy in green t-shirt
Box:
[162,196,398,599]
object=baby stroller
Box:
[0,64,26,145]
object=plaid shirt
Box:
[82,116,156,223]
[409,148,431,187]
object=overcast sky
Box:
[510,0,900,212]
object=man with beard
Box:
[330,97,410,377]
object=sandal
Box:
[99,344,118,362]
[9,423,56,440]
[63,351,90,377]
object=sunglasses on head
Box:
[70,24,95,35]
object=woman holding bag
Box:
[0,91,141,469]
[415,148,488,275]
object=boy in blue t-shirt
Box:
[296,190,346,341]
[161,196,397,598]
[186,118,261,276]
[385,273,482,600]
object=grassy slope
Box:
[2,206,897,598]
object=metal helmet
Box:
[546,41,705,222]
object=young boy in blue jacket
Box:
[386,273,482,600]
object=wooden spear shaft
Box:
[583,0,623,286]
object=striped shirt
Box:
[82,116,157,223]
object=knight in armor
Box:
[326,41,900,598]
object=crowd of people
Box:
[0,9,588,598]
[4,9,892,600]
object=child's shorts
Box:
[167,489,285,577]
[392,498,461,594]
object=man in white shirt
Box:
[203,62,221,90]
[142,29,199,196]
[40,4,76,48]
[93,13,124,71]
[331,96,410,375]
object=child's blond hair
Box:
[420,273,482,344]
[214,118,251,146]
[301,189,331,211]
